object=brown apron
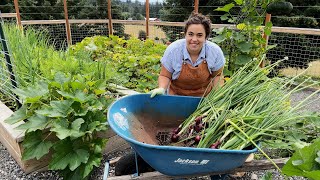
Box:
[169,59,213,97]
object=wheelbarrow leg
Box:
[103,160,110,180]
[132,151,139,178]
[102,151,142,179]
[114,149,155,176]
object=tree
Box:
[0,0,14,13]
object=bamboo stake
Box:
[263,13,272,46]
[13,0,22,28]
[260,13,271,68]
[108,0,113,35]
[63,0,72,46]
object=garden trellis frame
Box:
[4,1,320,81]
[11,0,220,46]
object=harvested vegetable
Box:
[174,59,319,152]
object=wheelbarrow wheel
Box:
[114,151,155,176]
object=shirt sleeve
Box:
[205,41,225,72]
[212,45,225,72]
[160,46,174,73]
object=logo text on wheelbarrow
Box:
[174,158,210,165]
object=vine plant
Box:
[5,72,113,179]
[212,0,275,77]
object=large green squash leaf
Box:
[13,82,48,103]
[16,114,48,132]
[49,140,89,171]
[35,100,74,118]
[22,130,53,160]
[237,42,253,53]
[5,105,28,124]
[282,139,320,180]
[51,118,85,140]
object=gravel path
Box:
[1,90,319,180]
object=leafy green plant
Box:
[3,24,117,87]
[282,138,320,180]
[69,35,167,92]
[138,30,147,40]
[263,112,320,155]
[5,72,113,179]
[212,0,275,77]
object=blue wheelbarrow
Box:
[104,94,257,179]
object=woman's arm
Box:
[212,67,224,87]
[159,65,172,89]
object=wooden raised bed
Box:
[106,158,288,180]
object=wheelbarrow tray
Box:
[107,94,257,176]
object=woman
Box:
[150,12,225,98]
[115,13,228,179]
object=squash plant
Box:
[69,35,167,92]
[5,72,113,179]
[282,138,320,180]
[212,0,275,77]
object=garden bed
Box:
[1,89,318,179]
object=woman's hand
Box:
[150,88,165,98]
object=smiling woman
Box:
[150,12,225,98]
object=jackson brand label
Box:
[174,158,210,165]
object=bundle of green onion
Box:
[176,59,319,152]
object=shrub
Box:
[304,6,320,19]
[138,30,147,40]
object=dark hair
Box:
[184,12,211,39]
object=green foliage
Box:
[3,24,117,87]
[282,138,320,180]
[261,172,273,180]
[1,25,119,179]
[5,72,112,179]
[304,6,320,19]
[138,30,147,40]
[212,0,274,77]
[262,112,320,160]
[69,35,167,92]
[266,1,293,15]
[272,16,318,28]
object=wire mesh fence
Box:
[71,22,109,44]
[267,32,320,77]
[0,1,319,95]
[0,18,20,109]
[23,23,68,50]
[17,20,320,80]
